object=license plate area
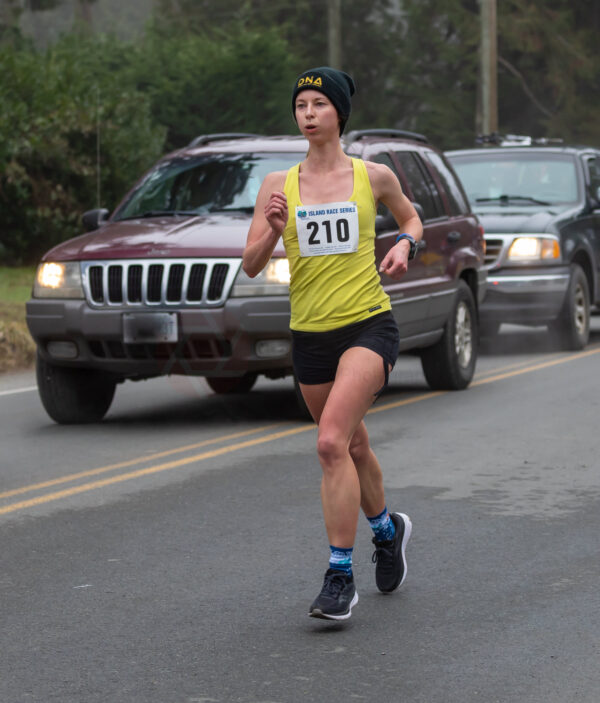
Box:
[122,313,178,343]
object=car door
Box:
[391,149,455,333]
[583,153,600,303]
[421,150,480,324]
[367,151,433,341]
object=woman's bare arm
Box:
[242,171,288,278]
[366,161,423,279]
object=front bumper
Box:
[26,296,294,378]
[480,266,570,324]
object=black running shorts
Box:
[291,311,400,394]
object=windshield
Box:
[114,152,304,220]
[448,152,579,206]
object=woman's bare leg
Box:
[299,346,387,547]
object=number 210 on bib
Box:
[295,201,359,257]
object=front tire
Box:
[548,263,590,351]
[420,280,478,390]
[36,352,116,424]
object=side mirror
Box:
[82,208,109,232]
[412,202,425,221]
[375,202,425,234]
[375,210,397,234]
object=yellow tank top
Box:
[282,157,391,332]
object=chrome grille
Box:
[208,264,229,300]
[188,264,206,301]
[484,238,504,267]
[108,265,123,302]
[81,259,241,308]
[128,265,143,302]
[147,264,163,302]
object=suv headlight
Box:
[507,236,560,262]
[33,262,85,298]
[231,258,290,297]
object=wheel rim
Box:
[573,282,587,336]
[454,301,473,368]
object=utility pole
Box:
[328,0,342,69]
[479,0,498,135]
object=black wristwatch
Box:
[395,233,417,260]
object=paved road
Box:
[1,322,600,702]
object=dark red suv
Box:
[27,130,486,423]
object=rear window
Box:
[424,152,470,215]
[114,152,304,220]
[394,151,444,220]
[369,152,403,217]
[585,156,600,194]
[448,152,580,205]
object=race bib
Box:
[295,202,359,257]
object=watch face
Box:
[407,238,417,259]
[396,234,417,259]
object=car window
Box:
[370,152,402,216]
[394,151,444,221]
[585,156,600,197]
[448,152,580,205]
[423,152,470,215]
[114,152,304,220]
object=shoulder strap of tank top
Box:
[351,157,377,210]
[283,163,301,206]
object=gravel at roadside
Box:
[0,313,35,374]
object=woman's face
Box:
[294,90,341,139]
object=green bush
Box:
[131,24,297,151]
[0,34,166,265]
[0,26,299,265]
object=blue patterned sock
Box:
[329,545,353,575]
[367,506,396,542]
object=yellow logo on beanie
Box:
[297,76,323,88]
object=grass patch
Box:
[0,267,37,373]
[0,266,36,303]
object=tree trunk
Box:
[75,0,93,30]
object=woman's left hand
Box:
[379,239,410,279]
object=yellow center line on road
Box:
[0,423,285,501]
[2,345,600,516]
[474,358,552,379]
[471,346,600,387]
[0,425,314,516]
[0,391,444,516]
[473,341,600,381]
[368,391,447,415]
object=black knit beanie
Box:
[292,66,356,135]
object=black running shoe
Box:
[309,568,359,620]
[371,512,412,593]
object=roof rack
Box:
[345,129,429,144]
[188,133,261,147]
[476,133,564,147]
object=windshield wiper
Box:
[209,206,254,214]
[117,210,199,221]
[475,195,551,206]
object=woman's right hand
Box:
[243,173,288,277]
[264,191,289,236]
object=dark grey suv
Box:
[447,137,600,349]
[27,130,486,423]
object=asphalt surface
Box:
[1,321,600,703]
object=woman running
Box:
[243,67,423,620]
